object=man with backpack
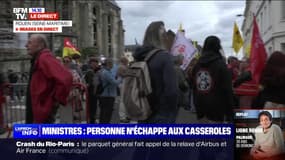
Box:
[130,21,178,123]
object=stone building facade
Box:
[0,0,124,73]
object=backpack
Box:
[121,49,161,120]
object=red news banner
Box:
[28,13,59,20]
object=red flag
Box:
[62,38,80,58]
[249,16,267,83]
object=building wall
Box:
[242,0,285,57]
[71,0,124,60]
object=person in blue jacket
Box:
[98,58,121,123]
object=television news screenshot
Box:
[0,0,285,160]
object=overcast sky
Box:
[116,0,245,57]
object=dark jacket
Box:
[252,87,285,108]
[192,51,234,122]
[133,46,178,122]
[85,68,101,96]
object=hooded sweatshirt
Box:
[192,51,234,122]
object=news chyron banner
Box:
[14,124,233,139]
[13,7,71,33]
[7,124,235,160]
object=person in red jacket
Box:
[25,34,73,123]
[234,57,259,107]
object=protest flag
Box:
[62,38,81,58]
[249,15,267,83]
[170,25,196,70]
[232,22,244,54]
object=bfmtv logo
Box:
[21,128,38,136]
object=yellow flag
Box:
[232,22,244,54]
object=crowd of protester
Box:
[0,23,284,127]
[0,21,284,159]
